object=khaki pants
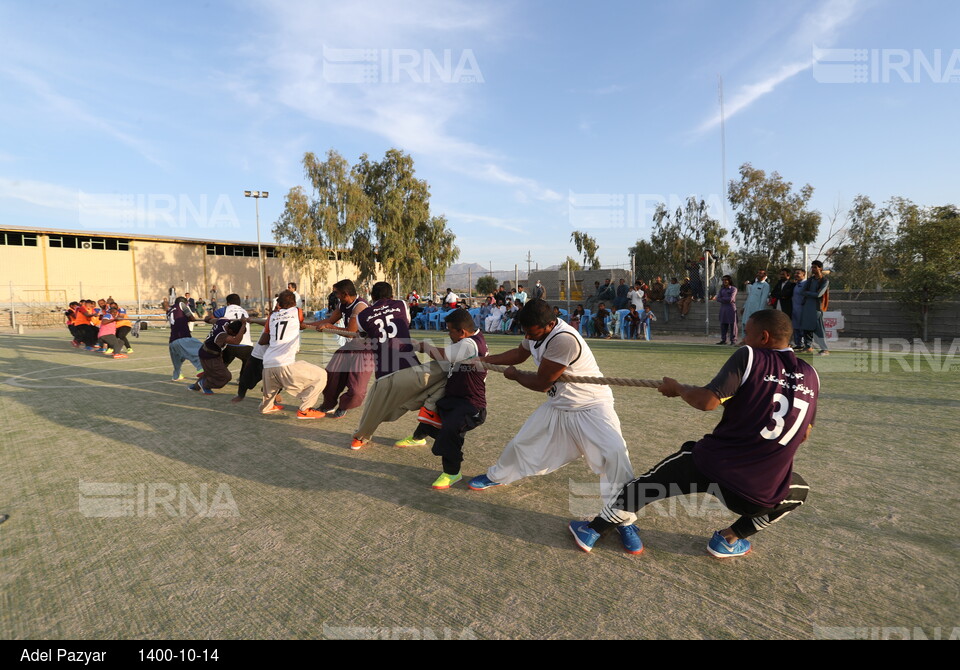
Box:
[353,361,446,442]
[259,361,326,413]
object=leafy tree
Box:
[627,239,659,277]
[352,149,459,287]
[561,256,582,272]
[302,150,370,277]
[570,230,600,270]
[727,163,820,268]
[273,150,371,290]
[892,200,960,339]
[415,214,460,291]
[274,148,459,292]
[475,275,499,295]
[272,186,328,291]
[646,197,729,278]
[352,149,430,284]
[828,195,895,294]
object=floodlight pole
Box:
[245,190,269,315]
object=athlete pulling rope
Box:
[318,326,688,390]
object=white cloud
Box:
[695,0,864,134]
[0,66,168,168]
[443,210,529,235]
[248,0,560,202]
[0,177,79,210]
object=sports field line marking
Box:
[2,358,174,388]
[2,356,169,378]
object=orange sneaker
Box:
[350,438,367,451]
[112,353,128,359]
[263,404,284,414]
[296,408,325,420]
[417,406,442,428]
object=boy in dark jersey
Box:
[570,309,819,558]
[397,309,488,489]
[190,319,246,394]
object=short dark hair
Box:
[445,309,475,331]
[747,309,792,343]
[517,299,556,329]
[226,319,245,335]
[226,293,241,305]
[277,290,296,308]
[371,282,394,301]
[288,282,297,290]
[811,260,824,269]
[333,279,357,297]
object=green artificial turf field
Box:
[1,326,957,639]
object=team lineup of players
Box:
[73,281,820,559]
[65,299,135,358]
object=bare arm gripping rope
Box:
[315,331,694,390]
[476,361,696,390]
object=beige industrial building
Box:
[0,225,362,313]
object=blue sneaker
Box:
[189,381,214,395]
[616,524,644,555]
[707,531,751,558]
[467,474,502,491]
[569,521,600,553]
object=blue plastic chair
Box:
[615,309,632,339]
[428,309,452,330]
[580,310,593,337]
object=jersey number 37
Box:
[760,393,811,445]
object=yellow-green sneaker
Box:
[395,436,427,448]
[431,472,462,490]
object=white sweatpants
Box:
[259,360,326,413]
[487,401,637,523]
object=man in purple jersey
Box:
[356,282,419,379]
[349,282,446,450]
[167,297,203,381]
[570,309,819,558]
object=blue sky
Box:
[1,0,958,271]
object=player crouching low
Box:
[258,290,326,419]
[394,309,487,489]
[569,309,819,558]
